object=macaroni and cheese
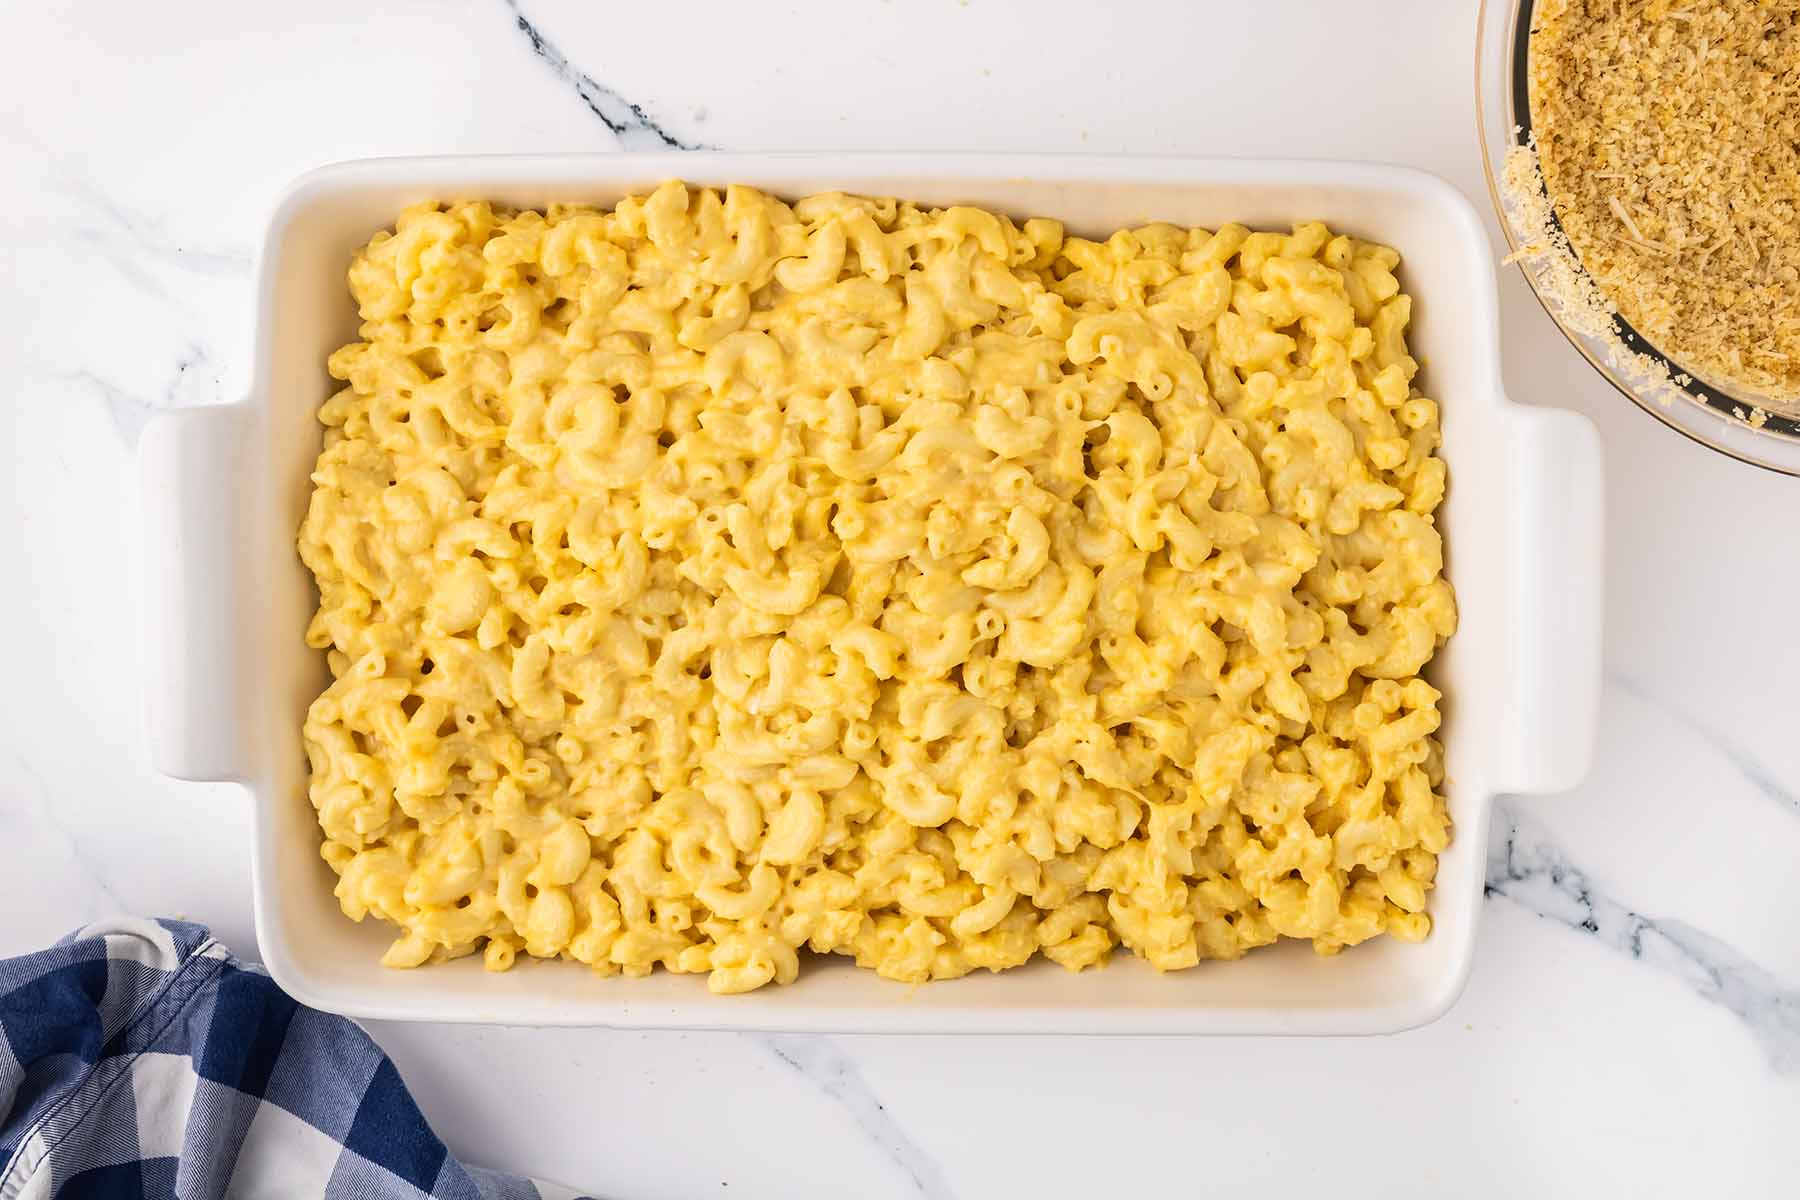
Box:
[298,183,1457,993]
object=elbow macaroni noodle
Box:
[298,183,1457,994]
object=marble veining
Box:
[503,0,706,150]
[56,342,216,446]
[4,129,240,445]
[9,123,255,283]
[763,1035,956,1199]
[5,756,128,922]
[65,177,253,285]
[4,3,1800,1192]
[1608,670,1800,819]
[1487,804,1800,1073]
[69,367,161,446]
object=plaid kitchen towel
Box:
[0,918,590,1199]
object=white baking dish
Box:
[140,154,1602,1033]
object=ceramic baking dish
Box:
[140,154,1602,1033]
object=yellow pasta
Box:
[297,183,1457,993]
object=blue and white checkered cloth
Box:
[0,918,593,1198]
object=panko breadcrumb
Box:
[1527,0,1800,403]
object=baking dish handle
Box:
[1501,404,1604,796]
[140,403,255,783]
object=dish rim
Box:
[146,152,1602,1033]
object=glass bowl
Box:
[1476,0,1800,475]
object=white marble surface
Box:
[3,1,1798,1194]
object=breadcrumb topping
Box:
[1527,0,1800,405]
[1500,138,1691,406]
